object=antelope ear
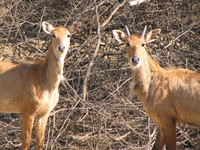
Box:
[145,29,161,43]
[69,22,81,34]
[42,22,54,35]
[112,30,127,43]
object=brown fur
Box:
[0,22,80,150]
[113,29,200,150]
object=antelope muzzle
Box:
[130,56,141,65]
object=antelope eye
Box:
[67,34,71,38]
[52,34,56,38]
[126,42,131,46]
[141,44,145,47]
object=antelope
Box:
[113,26,200,150]
[0,21,80,150]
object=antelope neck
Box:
[134,53,162,100]
[43,46,65,91]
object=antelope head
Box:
[42,22,81,60]
[113,26,161,70]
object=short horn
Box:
[141,25,147,37]
[125,25,130,36]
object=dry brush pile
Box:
[0,0,199,149]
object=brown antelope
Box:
[0,22,80,150]
[113,26,200,150]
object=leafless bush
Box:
[0,0,199,149]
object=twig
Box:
[107,131,131,141]
[101,0,128,29]
[164,29,192,49]
[37,6,46,37]
[27,43,45,56]
[103,77,132,101]
[164,23,196,49]
[82,3,101,101]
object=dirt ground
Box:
[0,0,199,149]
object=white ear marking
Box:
[69,22,81,34]
[112,30,127,43]
[42,22,54,35]
[145,29,161,43]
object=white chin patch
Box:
[54,50,68,61]
[129,59,143,70]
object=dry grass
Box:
[0,0,199,149]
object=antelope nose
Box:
[130,56,140,64]
[57,45,65,52]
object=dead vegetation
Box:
[0,0,199,149]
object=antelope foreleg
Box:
[36,114,49,150]
[152,125,165,150]
[22,114,35,150]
